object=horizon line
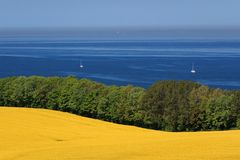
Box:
[1,26,240,31]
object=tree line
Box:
[0,76,239,131]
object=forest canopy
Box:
[0,76,239,131]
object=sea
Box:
[1,29,240,89]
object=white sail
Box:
[80,60,84,68]
[191,63,196,73]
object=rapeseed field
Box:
[0,107,240,160]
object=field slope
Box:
[0,107,240,160]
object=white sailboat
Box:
[191,63,196,73]
[80,60,84,68]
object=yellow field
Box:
[0,107,240,160]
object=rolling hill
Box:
[0,107,240,160]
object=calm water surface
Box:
[0,38,240,89]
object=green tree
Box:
[141,80,200,131]
[205,95,234,130]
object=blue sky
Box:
[0,0,239,28]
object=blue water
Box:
[1,38,240,89]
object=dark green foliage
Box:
[0,76,239,131]
[231,91,240,129]
[0,76,144,126]
[141,80,200,131]
[141,81,239,131]
[204,95,234,130]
